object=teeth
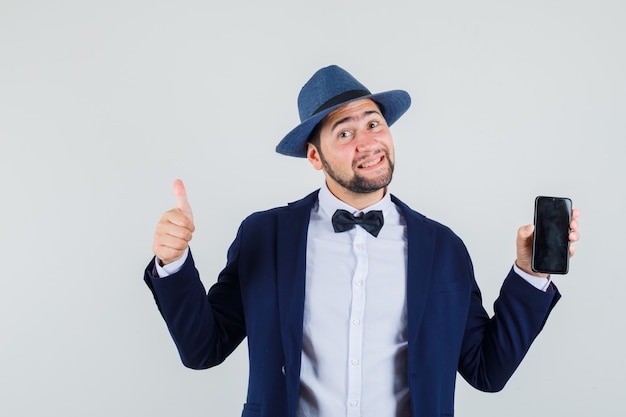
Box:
[360,157,382,168]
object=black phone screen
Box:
[532,196,572,274]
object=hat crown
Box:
[297,65,371,122]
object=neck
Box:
[326,182,386,211]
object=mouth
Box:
[357,154,385,170]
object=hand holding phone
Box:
[532,196,572,274]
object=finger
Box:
[569,209,580,240]
[173,179,194,222]
[153,242,187,265]
[154,211,194,263]
[154,219,193,262]
[515,224,546,277]
[154,233,191,252]
[156,216,194,241]
[162,208,195,232]
[569,245,576,257]
[515,224,534,256]
[517,224,534,240]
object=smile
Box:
[358,155,384,169]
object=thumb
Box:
[518,224,534,240]
[515,224,534,256]
[173,179,194,222]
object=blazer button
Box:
[281,365,286,376]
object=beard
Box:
[319,149,394,194]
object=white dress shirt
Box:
[297,183,410,417]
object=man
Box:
[145,65,580,417]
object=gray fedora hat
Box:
[276,65,411,158]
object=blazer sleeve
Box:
[144,228,247,370]
[457,266,560,392]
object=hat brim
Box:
[275,89,411,158]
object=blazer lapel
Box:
[276,190,319,415]
[391,195,437,346]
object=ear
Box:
[307,142,323,171]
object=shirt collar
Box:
[317,181,393,220]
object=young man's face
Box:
[307,99,395,199]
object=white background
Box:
[1,1,624,416]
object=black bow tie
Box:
[332,209,384,237]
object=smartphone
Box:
[532,196,572,274]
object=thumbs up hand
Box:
[153,179,196,265]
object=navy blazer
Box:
[145,190,560,417]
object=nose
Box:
[355,130,377,152]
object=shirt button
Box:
[350,400,358,407]
[352,319,360,326]
[355,243,363,250]
[351,359,359,365]
[355,280,362,286]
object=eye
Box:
[369,121,379,128]
[338,130,352,139]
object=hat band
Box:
[312,89,370,116]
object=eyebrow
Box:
[330,110,382,133]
